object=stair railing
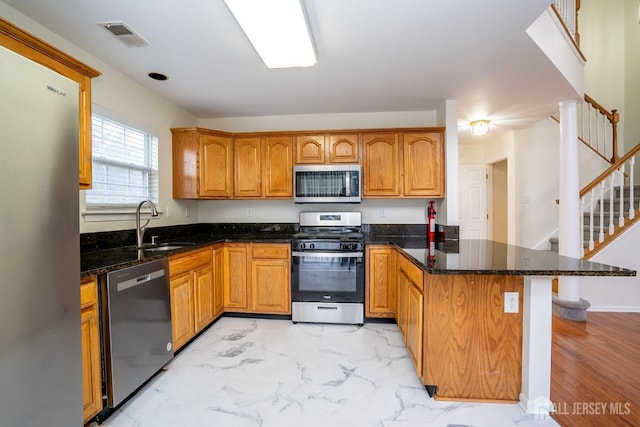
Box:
[580,144,640,258]
[580,94,619,163]
[553,0,580,44]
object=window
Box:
[86,114,158,207]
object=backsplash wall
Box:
[197,198,434,224]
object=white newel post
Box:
[557,99,581,303]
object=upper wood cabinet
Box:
[172,128,234,199]
[0,18,101,189]
[363,130,445,198]
[403,132,444,197]
[363,133,400,196]
[263,136,293,197]
[233,135,293,199]
[234,137,262,197]
[295,133,359,164]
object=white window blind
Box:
[86,115,158,207]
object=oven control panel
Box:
[293,240,364,252]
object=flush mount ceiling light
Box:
[470,120,490,136]
[223,0,316,69]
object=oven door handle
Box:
[292,251,363,258]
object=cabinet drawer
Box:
[169,247,212,276]
[251,244,290,259]
[398,254,424,293]
[80,277,98,309]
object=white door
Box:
[459,165,487,239]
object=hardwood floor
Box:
[551,312,640,426]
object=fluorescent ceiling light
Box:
[224,0,316,69]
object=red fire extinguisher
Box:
[427,201,436,243]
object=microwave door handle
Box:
[345,171,351,197]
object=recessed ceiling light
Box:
[223,0,317,69]
[148,72,168,81]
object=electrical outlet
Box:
[379,208,386,217]
[504,292,519,313]
[246,208,253,217]
[166,206,172,218]
[185,207,190,217]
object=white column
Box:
[520,276,553,416]
[558,99,581,302]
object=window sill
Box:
[82,209,163,223]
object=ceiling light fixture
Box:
[223,0,316,69]
[470,120,490,136]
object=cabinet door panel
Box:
[328,134,359,163]
[251,259,290,314]
[366,246,396,318]
[263,136,293,197]
[170,273,195,350]
[194,264,214,331]
[212,246,225,317]
[234,137,262,197]
[403,132,444,197]
[224,245,248,309]
[295,135,325,163]
[200,134,233,197]
[363,133,400,196]
[406,282,423,377]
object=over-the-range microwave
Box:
[293,164,361,203]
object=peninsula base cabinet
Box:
[81,277,102,423]
[396,253,423,378]
[422,274,524,402]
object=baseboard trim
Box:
[587,306,640,313]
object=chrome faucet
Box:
[136,200,159,248]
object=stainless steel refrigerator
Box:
[0,45,82,425]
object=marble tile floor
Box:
[97,317,560,427]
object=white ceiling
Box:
[4,0,579,143]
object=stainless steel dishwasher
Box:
[105,258,173,408]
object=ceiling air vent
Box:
[98,22,150,47]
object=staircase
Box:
[550,184,640,253]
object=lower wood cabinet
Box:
[365,245,397,318]
[169,246,223,351]
[224,242,291,314]
[396,253,424,377]
[80,276,102,423]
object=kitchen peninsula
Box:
[80,225,634,418]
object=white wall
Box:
[581,222,640,312]
[198,108,446,225]
[624,0,640,148]
[0,2,199,234]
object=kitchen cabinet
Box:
[396,253,423,377]
[362,130,445,197]
[171,128,234,199]
[403,132,444,197]
[169,246,216,350]
[212,244,225,318]
[223,243,249,310]
[234,136,262,197]
[295,134,359,164]
[0,18,101,189]
[262,136,293,197]
[250,243,291,314]
[423,274,523,401]
[80,276,102,422]
[365,245,397,318]
[363,133,400,196]
[224,243,292,314]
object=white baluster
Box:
[619,165,625,227]
[580,196,585,257]
[589,189,595,250]
[609,173,615,235]
[629,156,635,220]
[599,181,605,243]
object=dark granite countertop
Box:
[81,223,635,279]
[370,236,635,277]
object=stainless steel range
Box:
[291,212,365,325]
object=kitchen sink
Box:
[140,242,195,252]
